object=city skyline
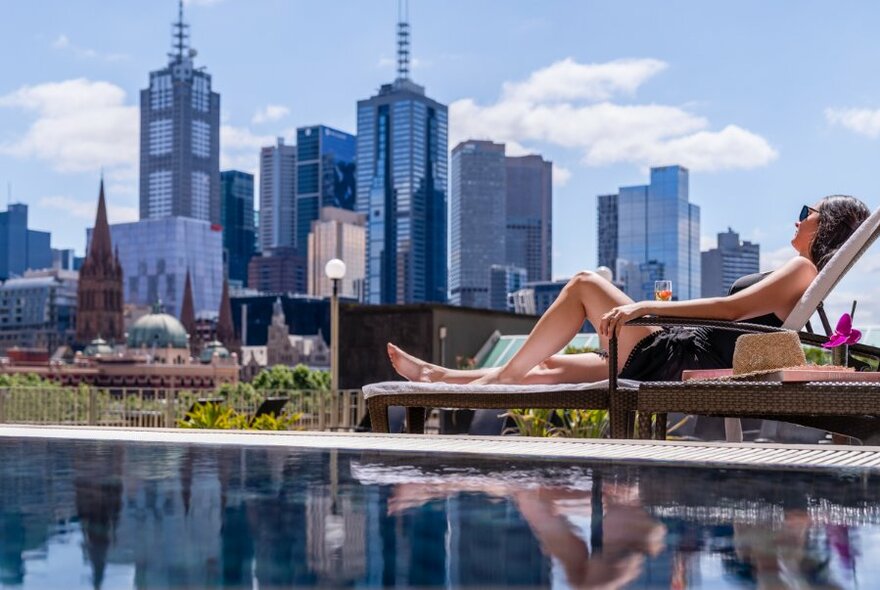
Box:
[2,1,880,318]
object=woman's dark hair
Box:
[810,195,871,270]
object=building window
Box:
[150,74,172,110]
[192,171,210,221]
[191,120,211,158]
[148,170,173,218]
[191,75,210,112]
[149,119,173,156]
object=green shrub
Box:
[177,401,302,431]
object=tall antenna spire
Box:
[396,0,410,80]
[170,0,190,62]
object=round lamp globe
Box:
[325,258,347,280]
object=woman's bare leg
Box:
[389,343,610,384]
[474,271,658,384]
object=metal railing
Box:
[0,386,368,431]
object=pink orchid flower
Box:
[822,313,862,348]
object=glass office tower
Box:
[295,125,357,252]
[139,3,220,224]
[90,217,224,317]
[220,170,256,287]
[0,203,52,280]
[356,11,448,304]
[356,80,448,304]
[505,155,553,283]
[449,140,507,309]
[615,165,700,301]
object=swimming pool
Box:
[2,430,879,588]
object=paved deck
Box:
[4,425,880,471]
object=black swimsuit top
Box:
[705,271,784,361]
[730,271,784,327]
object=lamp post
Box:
[325,258,346,395]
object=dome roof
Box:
[199,339,230,363]
[84,337,114,357]
[127,312,189,349]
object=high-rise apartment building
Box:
[0,203,51,280]
[449,141,507,308]
[613,165,700,301]
[295,125,357,251]
[139,2,220,224]
[596,194,618,272]
[220,170,256,286]
[356,12,448,304]
[701,228,760,297]
[307,207,366,299]
[506,155,552,283]
[259,138,297,252]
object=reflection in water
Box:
[0,438,879,588]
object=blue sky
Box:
[2,0,880,320]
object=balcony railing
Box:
[0,386,368,431]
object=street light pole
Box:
[331,275,339,393]
[325,259,347,395]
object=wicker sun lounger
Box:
[363,379,639,437]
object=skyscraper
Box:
[259,137,297,252]
[505,155,552,283]
[0,203,52,280]
[296,125,357,251]
[701,228,760,297]
[449,140,507,308]
[77,182,124,344]
[488,264,527,312]
[139,1,220,223]
[596,193,618,272]
[220,170,256,286]
[307,207,366,299]
[356,9,448,304]
[614,165,701,301]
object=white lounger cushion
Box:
[783,205,880,330]
[362,379,641,400]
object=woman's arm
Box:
[599,256,817,337]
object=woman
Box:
[389,195,870,385]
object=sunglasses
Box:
[799,205,819,222]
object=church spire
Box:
[180,269,197,353]
[89,179,113,265]
[215,278,236,352]
[77,179,124,345]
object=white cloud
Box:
[552,165,571,187]
[450,58,777,172]
[0,79,138,175]
[39,195,137,224]
[825,107,880,138]
[700,234,715,251]
[51,34,128,62]
[251,104,290,125]
[501,57,666,104]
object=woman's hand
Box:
[600,302,652,338]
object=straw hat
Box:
[692,330,824,381]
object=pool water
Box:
[1,437,880,589]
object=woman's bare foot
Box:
[387,343,446,382]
